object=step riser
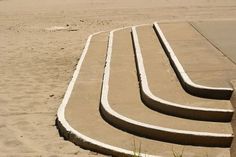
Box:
[142,92,233,122]
[153,22,233,100]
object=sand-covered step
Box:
[57,30,231,157]
[100,27,233,147]
[154,22,236,99]
[131,25,233,122]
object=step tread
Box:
[62,32,230,157]
[108,28,232,134]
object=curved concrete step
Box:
[131,25,234,122]
[57,30,231,157]
[100,27,233,147]
[153,22,234,99]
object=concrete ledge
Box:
[56,31,155,157]
[131,26,234,122]
[100,27,233,147]
[153,22,234,100]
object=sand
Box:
[1,0,236,156]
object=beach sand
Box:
[0,0,236,156]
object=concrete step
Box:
[132,25,234,122]
[57,31,231,157]
[154,22,235,99]
[100,27,233,147]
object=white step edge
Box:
[153,22,234,100]
[56,30,157,157]
[100,26,233,147]
[131,25,234,122]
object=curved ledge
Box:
[131,26,234,122]
[100,27,233,147]
[153,22,234,100]
[56,31,156,157]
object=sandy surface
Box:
[1,0,236,156]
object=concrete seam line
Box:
[131,25,233,121]
[56,30,156,157]
[100,25,233,147]
[153,22,234,99]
